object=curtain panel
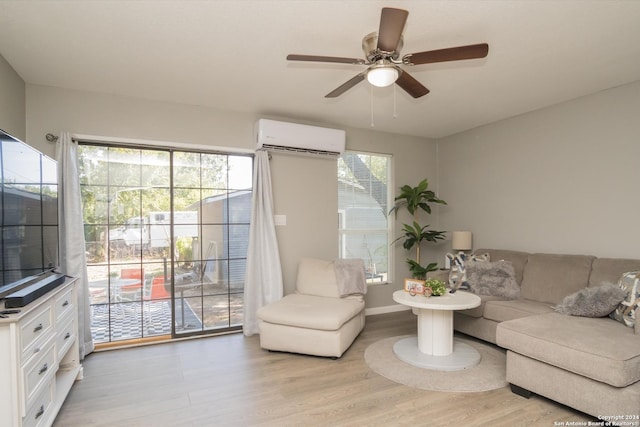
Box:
[243,150,283,336]
[56,132,94,357]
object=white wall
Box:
[26,84,436,308]
[0,54,25,140]
[25,79,640,311]
[438,80,640,259]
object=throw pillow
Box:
[610,271,640,328]
[465,260,520,299]
[447,252,490,291]
[555,282,627,317]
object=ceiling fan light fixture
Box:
[366,66,399,87]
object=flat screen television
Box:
[0,128,60,300]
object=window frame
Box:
[78,140,253,344]
[337,150,393,285]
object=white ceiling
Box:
[1,0,639,139]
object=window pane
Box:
[174,152,202,188]
[228,156,253,190]
[338,152,391,284]
[108,148,142,187]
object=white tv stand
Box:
[0,277,82,427]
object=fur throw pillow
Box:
[447,252,490,291]
[465,260,520,299]
[555,282,627,317]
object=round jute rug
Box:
[364,335,507,392]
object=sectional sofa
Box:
[452,249,640,420]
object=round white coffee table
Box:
[392,290,481,371]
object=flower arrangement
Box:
[424,278,447,297]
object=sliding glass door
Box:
[79,144,252,344]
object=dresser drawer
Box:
[23,340,56,412]
[22,380,54,427]
[20,304,54,361]
[54,287,74,321]
[56,317,76,362]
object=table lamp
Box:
[445,231,473,269]
[452,231,473,253]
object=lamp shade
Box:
[452,231,473,251]
[366,66,399,87]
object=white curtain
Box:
[56,132,94,357]
[243,150,283,336]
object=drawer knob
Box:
[33,323,44,333]
[38,363,48,375]
[64,332,71,340]
[62,300,69,307]
[35,405,45,420]
[34,347,41,354]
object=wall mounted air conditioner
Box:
[255,119,346,157]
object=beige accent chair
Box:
[257,257,366,358]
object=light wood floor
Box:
[53,311,592,426]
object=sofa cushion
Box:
[457,295,506,318]
[257,294,364,331]
[475,249,529,285]
[589,258,640,288]
[497,312,640,387]
[555,283,626,317]
[483,299,554,323]
[295,257,340,298]
[466,260,520,299]
[520,253,595,304]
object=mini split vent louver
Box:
[255,119,346,157]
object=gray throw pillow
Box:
[465,260,520,299]
[555,282,627,317]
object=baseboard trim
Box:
[365,304,411,316]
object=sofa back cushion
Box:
[296,257,340,298]
[589,258,640,287]
[520,253,595,304]
[475,249,529,285]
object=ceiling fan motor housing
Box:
[362,32,403,62]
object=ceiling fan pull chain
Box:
[393,84,398,118]
[370,85,375,127]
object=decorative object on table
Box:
[404,278,425,296]
[444,231,472,268]
[389,178,446,279]
[465,260,520,299]
[424,278,447,296]
[446,252,490,292]
[554,282,626,317]
[609,271,640,328]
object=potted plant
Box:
[390,178,447,279]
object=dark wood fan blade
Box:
[325,73,366,98]
[403,43,489,65]
[287,54,365,65]
[395,70,430,98]
[377,8,408,52]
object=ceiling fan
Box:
[287,7,489,99]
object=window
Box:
[79,144,252,344]
[338,152,392,284]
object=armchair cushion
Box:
[257,294,364,331]
[295,257,340,298]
